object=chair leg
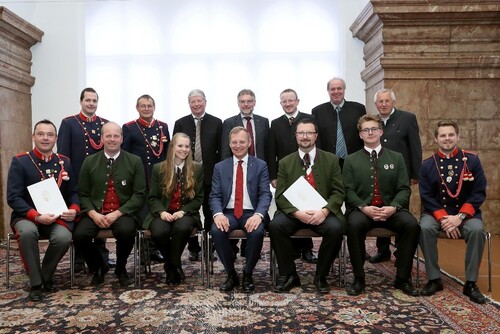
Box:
[206,233,212,288]
[486,232,492,292]
[133,232,138,287]
[138,230,144,287]
[416,246,421,289]
[6,233,13,288]
[198,231,205,286]
[70,241,74,287]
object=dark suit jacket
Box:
[122,119,170,188]
[57,114,109,181]
[343,148,410,213]
[381,109,422,181]
[173,113,222,186]
[275,149,345,224]
[268,112,315,181]
[78,150,146,224]
[312,100,366,156]
[209,155,272,221]
[143,162,204,229]
[221,114,269,163]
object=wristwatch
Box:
[458,213,467,220]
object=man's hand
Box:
[105,210,123,225]
[361,206,396,221]
[293,210,325,225]
[60,209,77,222]
[214,214,230,232]
[245,214,262,232]
[88,210,110,228]
[35,214,59,225]
[440,215,462,239]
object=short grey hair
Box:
[373,88,396,103]
[188,89,206,101]
[327,77,346,90]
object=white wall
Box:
[3,0,369,132]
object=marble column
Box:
[351,0,500,234]
[0,7,43,238]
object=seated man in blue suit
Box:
[209,126,272,293]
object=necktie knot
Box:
[371,150,377,159]
[289,116,295,126]
[108,157,114,166]
[335,106,341,113]
[244,116,252,122]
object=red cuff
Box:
[69,204,80,213]
[26,208,40,223]
[433,209,448,222]
[459,203,475,217]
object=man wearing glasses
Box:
[342,114,420,297]
[269,118,345,294]
[122,94,171,263]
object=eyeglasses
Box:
[295,131,317,138]
[238,99,255,104]
[138,104,154,109]
[360,127,381,134]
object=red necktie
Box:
[245,117,255,156]
[234,160,244,218]
[370,150,383,207]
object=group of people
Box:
[7,78,488,305]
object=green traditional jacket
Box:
[275,148,346,225]
[143,162,203,229]
[342,147,410,213]
[78,150,146,224]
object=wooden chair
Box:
[5,232,74,288]
[271,228,346,287]
[137,228,205,286]
[416,230,492,292]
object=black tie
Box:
[108,157,114,166]
[303,153,311,172]
[289,116,295,126]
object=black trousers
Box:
[149,216,195,268]
[346,210,420,281]
[73,215,136,272]
[269,212,344,278]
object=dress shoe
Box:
[176,267,186,283]
[107,258,116,268]
[301,249,318,264]
[242,272,255,293]
[463,281,487,304]
[115,270,131,288]
[90,265,108,286]
[43,280,58,293]
[421,278,443,296]
[149,249,165,263]
[368,251,391,264]
[347,276,366,296]
[74,262,84,274]
[189,251,200,262]
[219,272,239,292]
[314,276,330,294]
[394,278,419,296]
[274,273,301,293]
[28,285,43,301]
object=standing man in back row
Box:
[312,77,366,168]
[58,87,111,272]
[369,88,423,264]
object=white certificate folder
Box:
[282,176,327,211]
[27,177,68,215]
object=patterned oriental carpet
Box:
[0,240,498,334]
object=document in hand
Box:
[27,177,68,216]
[283,176,327,211]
